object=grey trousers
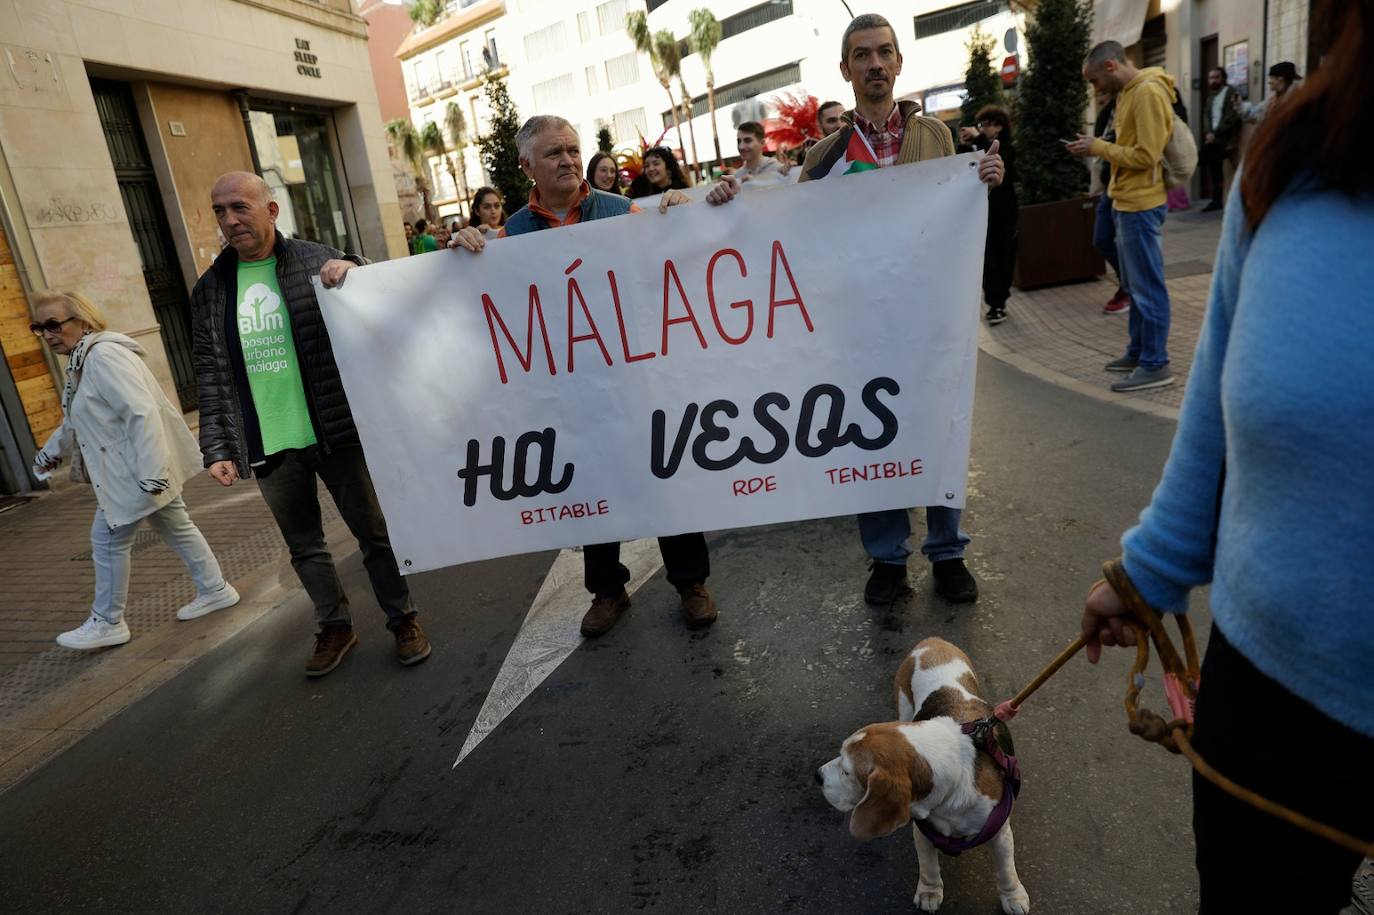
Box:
[255,446,414,631]
[90,497,226,624]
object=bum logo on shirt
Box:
[239,284,291,375]
[239,283,284,334]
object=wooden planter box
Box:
[1013,194,1106,290]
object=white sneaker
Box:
[177,583,241,621]
[56,615,131,650]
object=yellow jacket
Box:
[1090,67,1175,212]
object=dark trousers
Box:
[982,206,1018,310]
[584,534,710,597]
[1193,625,1374,914]
[256,445,415,631]
[1201,142,1229,205]
[1093,191,1121,282]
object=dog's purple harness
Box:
[915,718,1022,856]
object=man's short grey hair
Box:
[516,115,575,160]
[1085,41,1128,70]
[841,14,899,62]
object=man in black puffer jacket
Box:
[192,171,430,677]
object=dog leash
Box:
[987,558,1374,859]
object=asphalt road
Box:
[0,355,1208,914]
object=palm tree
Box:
[688,8,723,171]
[420,121,450,220]
[655,28,701,181]
[386,118,434,223]
[627,10,686,170]
[444,102,473,217]
[405,0,443,28]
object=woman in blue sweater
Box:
[1079,1,1374,910]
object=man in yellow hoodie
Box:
[1068,41,1176,393]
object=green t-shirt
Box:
[236,257,316,455]
[412,233,438,254]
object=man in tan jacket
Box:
[708,13,1004,609]
[1068,41,1177,393]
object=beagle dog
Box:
[817,637,1031,914]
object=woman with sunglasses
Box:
[627,146,691,199]
[30,291,239,651]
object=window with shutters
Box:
[532,74,576,111]
[585,65,599,95]
[913,1,1007,40]
[661,62,801,126]
[578,11,593,43]
[604,52,639,90]
[596,0,629,37]
[525,21,569,61]
[613,108,647,142]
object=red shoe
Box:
[1103,289,1131,315]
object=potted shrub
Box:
[1012,0,1104,289]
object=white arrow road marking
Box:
[454,539,665,767]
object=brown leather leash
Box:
[990,559,1374,858]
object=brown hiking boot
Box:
[580,590,630,638]
[306,625,357,678]
[679,583,718,629]
[394,617,432,666]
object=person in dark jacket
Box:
[1201,67,1243,211]
[1093,88,1130,316]
[960,105,1017,324]
[194,171,431,677]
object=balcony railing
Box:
[408,79,454,103]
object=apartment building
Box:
[0,0,404,494]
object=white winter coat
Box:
[36,332,204,528]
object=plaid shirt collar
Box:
[851,104,904,168]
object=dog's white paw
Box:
[914,880,944,912]
[999,883,1030,915]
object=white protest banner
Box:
[318,154,986,573]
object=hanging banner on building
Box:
[1092,0,1150,48]
[317,154,986,573]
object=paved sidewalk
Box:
[0,472,348,791]
[980,205,1225,418]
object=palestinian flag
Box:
[806,126,879,181]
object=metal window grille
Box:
[613,108,648,142]
[604,51,640,90]
[679,0,794,59]
[912,1,1007,41]
[532,73,576,110]
[661,62,801,126]
[596,0,629,37]
[524,21,568,60]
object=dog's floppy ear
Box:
[849,768,912,841]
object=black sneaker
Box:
[1104,355,1139,373]
[986,307,1007,325]
[932,559,978,603]
[864,563,911,605]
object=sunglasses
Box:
[30,316,79,336]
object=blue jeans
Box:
[1113,205,1170,370]
[90,498,226,624]
[1093,192,1120,279]
[857,506,969,565]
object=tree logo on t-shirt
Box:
[239,284,284,334]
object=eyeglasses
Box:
[30,316,79,336]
